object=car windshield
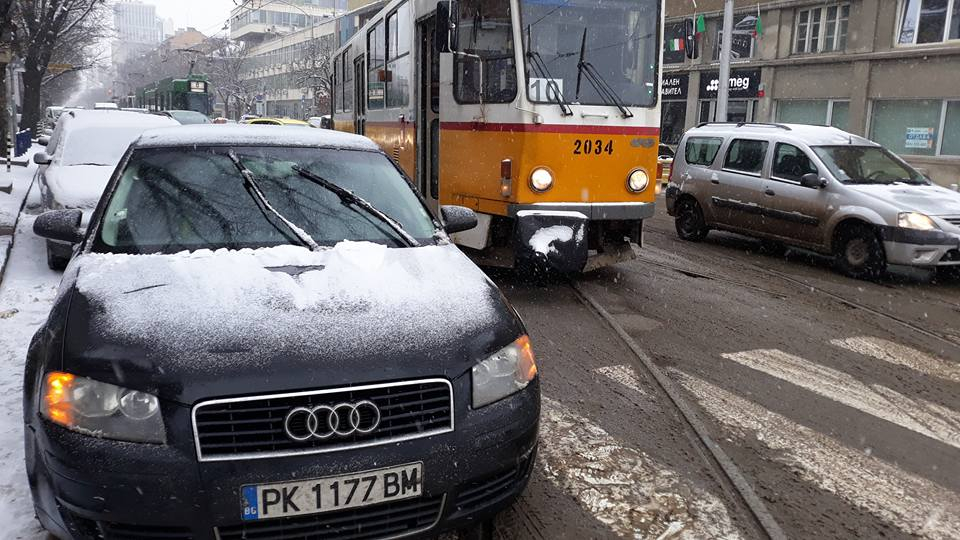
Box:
[60,126,145,166]
[812,146,928,185]
[520,0,659,107]
[94,146,438,254]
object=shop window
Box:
[831,102,850,131]
[660,101,687,146]
[795,4,849,53]
[776,100,849,130]
[685,137,724,166]
[940,101,960,155]
[898,0,960,44]
[869,100,942,156]
[724,139,768,175]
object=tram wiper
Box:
[574,28,634,119]
[526,26,573,116]
[291,165,420,248]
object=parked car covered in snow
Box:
[26,125,540,539]
[33,109,178,269]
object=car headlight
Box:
[41,372,165,444]
[529,167,554,192]
[472,335,538,408]
[627,168,649,193]
[898,212,939,231]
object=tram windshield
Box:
[520,0,659,108]
[454,0,518,103]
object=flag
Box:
[752,5,763,39]
[668,38,685,52]
[695,14,706,36]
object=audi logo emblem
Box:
[283,401,381,441]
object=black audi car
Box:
[25,126,540,539]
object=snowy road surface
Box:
[1,192,958,539]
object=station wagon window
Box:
[897,0,960,45]
[386,4,411,108]
[454,0,517,104]
[367,20,386,110]
[724,139,768,175]
[684,137,724,166]
[772,144,819,182]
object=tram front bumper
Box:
[509,202,655,273]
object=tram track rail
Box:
[569,280,788,540]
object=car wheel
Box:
[45,242,69,271]
[834,224,885,279]
[674,198,708,242]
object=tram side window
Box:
[386,3,411,108]
[454,0,517,104]
[334,56,342,112]
[344,54,354,112]
[684,137,724,166]
[367,21,386,110]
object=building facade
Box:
[662,0,960,187]
[231,0,341,45]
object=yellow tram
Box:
[332,0,663,272]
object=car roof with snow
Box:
[58,109,179,130]
[134,124,380,151]
[687,123,880,148]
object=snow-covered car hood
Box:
[61,242,522,404]
[44,164,113,210]
[846,183,960,217]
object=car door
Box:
[710,138,770,232]
[762,142,830,246]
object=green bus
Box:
[136,75,212,116]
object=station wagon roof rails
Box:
[696,122,792,131]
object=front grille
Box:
[941,249,960,262]
[99,521,194,539]
[193,379,453,461]
[216,495,444,540]
[453,454,535,516]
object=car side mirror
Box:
[33,209,85,244]
[441,205,477,234]
[435,0,459,53]
[800,173,826,189]
[37,135,50,146]
[33,152,52,165]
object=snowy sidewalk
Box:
[0,147,40,282]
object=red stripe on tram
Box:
[439,122,660,136]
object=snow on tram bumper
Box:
[510,202,656,273]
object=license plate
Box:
[241,462,423,521]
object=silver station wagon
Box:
[665,123,960,279]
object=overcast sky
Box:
[153,0,238,37]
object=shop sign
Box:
[661,74,689,100]
[905,127,935,150]
[699,68,761,99]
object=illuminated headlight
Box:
[898,212,939,231]
[41,372,165,443]
[627,168,650,193]
[529,167,554,192]
[472,335,538,408]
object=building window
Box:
[796,4,849,53]
[713,14,757,60]
[870,99,960,156]
[663,22,687,65]
[660,101,687,146]
[777,100,850,130]
[898,0,960,45]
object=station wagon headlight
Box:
[41,372,165,444]
[472,335,538,408]
[627,168,650,193]
[898,212,939,231]
[529,167,554,192]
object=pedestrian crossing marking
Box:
[595,365,648,396]
[831,337,960,384]
[664,368,960,540]
[539,397,742,540]
[721,349,960,450]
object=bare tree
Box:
[203,38,254,120]
[11,0,109,131]
[0,0,16,145]
[294,34,336,119]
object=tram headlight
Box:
[627,168,650,193]
[529,167,554,193]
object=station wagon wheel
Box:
[834,223,886,280]
[674,198,709,242]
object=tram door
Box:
[417,15,440,211]
[354,56,366,135]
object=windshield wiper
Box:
[526,26,573,116]
[575,28,633,119]
[291,165,420,248]
[226,150,321,251]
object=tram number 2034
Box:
[573,139,614,156]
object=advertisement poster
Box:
[905,127,935,150]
